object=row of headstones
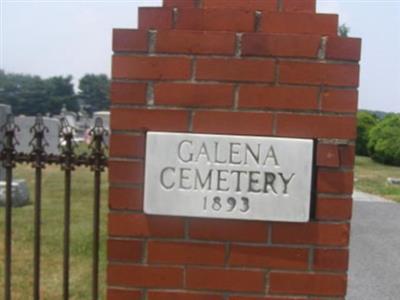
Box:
[0,104,110,157]
[0,104,110,207]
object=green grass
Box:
[0,164,108,299]
[0,155,398,298]
[355,156,400,202]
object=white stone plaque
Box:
[144,132,314,222]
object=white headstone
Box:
[387,177,400,185]
[15,116,60,155]
[0,179,30,207]
[64,115,76,130]
[0,104,12,181]
[93,111,110,130]
[93,111,110,145]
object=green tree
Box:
[356,111,378,156]
[0,70,77,115]
[0,71,48,115]
[339,23,350,37]
[78,74,110,115]
[45,76,79,114]
[368,114,400,166]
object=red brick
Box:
[272,222,350,246]
[318,144,354,168]
[113,29,148,52]
[108,289,142,300]
[108,213,185,238]
[109,186,143,211]
[203,0,277,10]
[326,37,362,61]
[279,61,360,87]
[193,111,274,135]
[108,161,143,184]
[186,267,265,292]
[176,8,255,32]
[190,219,268,243]
[242,33,320,58]
[276,114,357,139]
[110,82,147,105]
[148,241,225,266]
[317,144,340,168]
[313,248,349,271]
[149,291,224,300]
[154,83,234,108]
[110,108,189,132]
[110,134,145,158]
[230,297,305,300]
[197,58,275,82]
[260,13,337,35]
[269,272,347,296]
[112,56,191,80]
[108,264,183,288]
[228,244,308,270]
[108,239,143,262]
[339,144,355,167]
[156,30,235,55]
[282,0,316,13]
[138,7,173,30]
[317,170,354,194]
[239,85,318,110]
[316,197,353,221]
[321,89,358,113]
[164,0,196,7]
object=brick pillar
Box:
[108,0,361,299]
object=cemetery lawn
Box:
[355,156,400,203]
[0,164,108,299]
[0,156,396,298]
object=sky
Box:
[1,0,399,112]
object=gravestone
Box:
[387,177,400,185]
[0,179,30,207]
[93,111,110,129]
[0,106,30,207]
[63,115,76,131]
[15,116,60,155]
[93,111,110,145]
[0,104,12,181]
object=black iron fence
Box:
[0,115,108,300]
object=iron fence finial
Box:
[88,117,108,172]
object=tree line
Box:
[0,70,110,116]
[357,111,400,166]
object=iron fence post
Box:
[1,115,18,300]
[0,114,108,300]
[89,118,107,300]
[29,115,48,300]
[60,118,75,300]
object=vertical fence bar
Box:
[4,165,13,300]
[60,119,74,300]
[92,168,101,300]
[30,116,48,300]
[89,118,107,300]
[63,169,71,300]
[33,164,42,300]
[2,115,17,300]
[1,115,108,299]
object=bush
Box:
[368,114,400,166]
[356,111,378,156]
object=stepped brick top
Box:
[108,0,361,299]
